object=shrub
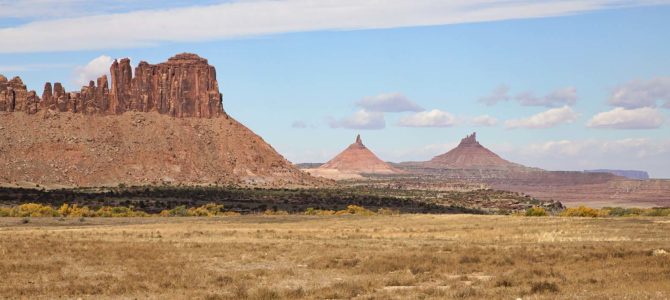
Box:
[525,206,548,217]
[644,208,670,217]
[95,206,149,217]
[530,281,559,294]
[336,205,376,216]
[189,203,225,217]
[263,209,289,215]
[560,206,608,218]
[377,208,400,216]
[305,207,338,215]
[159,203,225,217]
[0,207,11,217]
[15,203,60,217]
[160,205,190,217]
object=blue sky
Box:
[1,0,670,177]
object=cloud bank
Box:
[587,107,664,129]
[397,109,456,127]
[356,92,423,112]
[515,87,577,107]
[329,110,385,130]
[505,106,578,129]
[0,0,664,53]
[609,77,670,109]
[472,115,499,126]
[497,138,670,177]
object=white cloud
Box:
[515,87,577,107]
[609,77,670,109]
[397,109,456,127]
[72,55,114,87]
[472,115,498,126]
[505,106,578,129]
[0,0,664,53]
[479,85,509,106]
[356,92,423,112]
[587,107,664,129]
[329,109,385,130]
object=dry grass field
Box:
[1,215,669,299]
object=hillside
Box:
[0,53,319,187]
[306,135,401,179]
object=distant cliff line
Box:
[0,53,224,118]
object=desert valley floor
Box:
[1,214,669,299]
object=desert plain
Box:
[1,214,669,299]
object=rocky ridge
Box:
[1,53,224,118]
[0,53,322,187]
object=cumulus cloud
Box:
[0,0,664,53]
[397,109,456,127]
[329,110,385,130]
[609,77,670,109]
[356,92,423,112]
[515,87,577,107]
[72,55,114,86]
[587,107,664,129]
[478,85,510,106]
[472,115,498,126]
[505,106,578,129]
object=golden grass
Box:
[1,215,669,299]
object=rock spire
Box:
[0,53,225,118]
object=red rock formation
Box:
[0,53,224,118]
[0,76,37,113]
[424,132,522,170]
[318,134,401,174]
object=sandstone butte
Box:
[317,135,401,175]
[0,53,319,188]
[425,132,524,170]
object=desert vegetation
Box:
[0,203,391,218]
[0,185,559,215]
[0,214,668,299]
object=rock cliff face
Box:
[0,53,321,188]
[0,53,224,118]
[0,76,39,114]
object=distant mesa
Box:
[305,134,401,179]
[585,169,650,180]
[1,53,224,118]
[420,132,526,170]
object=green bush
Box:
[525,207,548,217]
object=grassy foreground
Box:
[1,215,669,299]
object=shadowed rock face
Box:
[0,53,225,118]
[318,134,401,174]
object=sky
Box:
[1,0,670,177]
